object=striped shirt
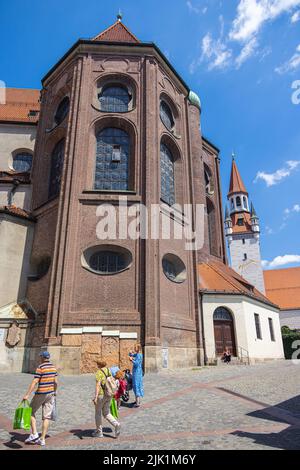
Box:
[34,362,58,394]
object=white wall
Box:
[0,184,32,211]
[202,293,284,361]
[0,216,34,307]
[229,234,265,294]
[0,123,36,171]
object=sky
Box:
[0,0,299,270]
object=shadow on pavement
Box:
[231,395,300,450]
[70,427,113,440]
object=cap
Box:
[39,350,50,359]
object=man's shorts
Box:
[30,393,55,420]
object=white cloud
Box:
[275,44,300,73]
[186,1,200,14]
[235,37,258,67]
[254,160,300,186]
[284,203,300,217]
[200,33,232,70]
[262,254,300,268]
[230,0,300,42]
[291,9,300,20]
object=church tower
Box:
[224,156,265,294]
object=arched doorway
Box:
[213,307,236,356]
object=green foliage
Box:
[281,326,300,359]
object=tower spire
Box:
[117,9,123,21]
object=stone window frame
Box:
[81,244,133,276]
[9,148,34,173]
[162,253,187,284]
[93,73,137,114]
[91,116,137,193]
[46,87,71,133]
[54,96,70,126]
[159,92,180,138]
[204,163,215,197]
[160,133,184,207]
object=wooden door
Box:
[214,320,236,356]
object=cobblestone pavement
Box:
[0,360,300,450]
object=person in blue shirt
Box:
[110,365,120,377]
[129,344,144,407]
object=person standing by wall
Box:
[129,344,144,407]
[92,360,121,438]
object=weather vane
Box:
[117,9,123,21]
[232,150,236,161]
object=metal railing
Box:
[239,346,250,365]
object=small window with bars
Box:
[254,313,262,340]
[268,318,275,342]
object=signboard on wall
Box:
[162,348,169,369]
[0,329,6,342]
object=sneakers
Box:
[36,438,46,446]
[114,423,121,438]
[25,433,39,444]
[92,430,104,438]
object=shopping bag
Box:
[13,400,32,430]
[50,396,57,421]
[110,398,119,419]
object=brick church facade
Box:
[0,18,284,373]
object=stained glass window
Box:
[95,128,130,191]
[160,143,175,206]
[99,86,130,113]
[213,307,232,322]
[54,97,70,125]
[48,139,65,199]
[90,251,126,274]
[12,152,32,172]
[160,101,174,130]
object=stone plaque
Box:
[162,348,169,369]
[6,323,21,347]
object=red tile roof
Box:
[92,20,140,43]
[0,88,40,124]
[0,205,34,221]
[228,160,248,196]
[0,170,31,184]
[199,258,278,308]
[264,267,300,310]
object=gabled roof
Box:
[198,258,278,308]
[264,267,300,310]
[228,159,248,197]
[231,212,252,234]
[0,88,40,124]
[92,20,140,43]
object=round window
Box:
[12,152,33,173]
[54,97,70,126]
[162,254,186,283]
[160,101,174,131]
[82,245,132,275]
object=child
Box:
[114,370,127,409]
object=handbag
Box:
[13,400,32,430]
[110,398,119,419]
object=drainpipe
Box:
[199,292,208,366]
[7,179,19,206]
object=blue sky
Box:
[1,0,299,269]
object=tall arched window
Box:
[207,198,218,257]
[48,139,65,199]
[160,101,174,131]
[12,152,33,172]
[95,128,130,191]
[160,143,175,206]
[99,86,131,113]
[236,196,242,208]
[54,97,70,126]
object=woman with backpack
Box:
[129,344,144,408]
[92,360,121,438]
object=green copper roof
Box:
[188,90,201,111]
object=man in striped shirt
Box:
[23,351,58,446]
